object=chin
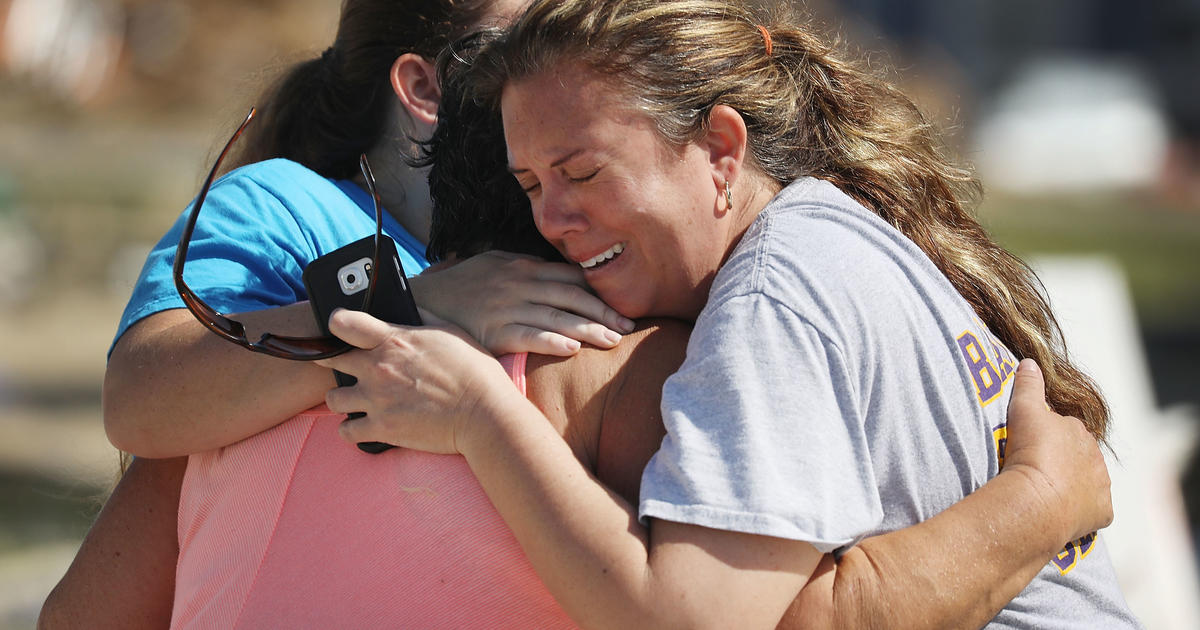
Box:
[600,291,650,321]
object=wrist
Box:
[996,463,1073,555]
[457,387,544,461]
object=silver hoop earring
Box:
[724,181,734,212]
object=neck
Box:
[359,149,432,246]
[723,173,782,262]
[360,127,433,246]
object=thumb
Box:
[1008,359,1047,425]
[327,308,400,349]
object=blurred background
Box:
[0,0,1197,627]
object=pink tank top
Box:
[171,353,577,629]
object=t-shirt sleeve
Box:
[638,292,882,553]
[112,173,317,351]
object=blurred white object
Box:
[1034,255,1200,630]
[2,0,122,102]
[974,58,1171,194]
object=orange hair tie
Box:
[756,24,773,57]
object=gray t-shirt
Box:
[639,177,1139,628]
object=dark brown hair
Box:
[225,0,494,179]
[420,34,562,263]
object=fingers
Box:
[326,308,400,349]
[1007,359,1047,426]
[411,253,635,355]
[540,282,636,335]
[490,325,583,356]
[337,413,376,444]
[504,305,625,351]
[1001,359,1114,541]
[481,256,635,333]
[324,378,367,415]
[492,276,634,338]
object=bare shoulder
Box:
[524,319,691,503]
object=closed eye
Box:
[511,173,540,195]
[567,169,599,183]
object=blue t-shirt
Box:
[113,158,429,350]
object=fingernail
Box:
[565,339,582,352]
[604,329,623,346]
[1018,358,1040,375]
[618,317,635,332]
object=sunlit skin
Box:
[502,67,775,320]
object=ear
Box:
[700,105,749,207]
[390,53,441,128]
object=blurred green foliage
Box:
[980,193,1200,331]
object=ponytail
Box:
[226,48,388,179]
[221,0,495,179]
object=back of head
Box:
[466,0,1110,438]
[227,0,495,179]
[422,32,563,263]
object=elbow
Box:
[102,369,169,458]
[38,580,71,630]
[825,549,889,630]
[102,373,141,455]
[778,554,841,630]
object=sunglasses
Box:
[173,108,385,360]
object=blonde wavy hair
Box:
[468,0,1108,438]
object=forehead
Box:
[501,68,654,162]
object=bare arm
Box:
[104,306,333,458]
[326,312,1111,629]
[105,254,632,458]
[326,314,821,629]
[39,457,185,629]
[587,326,1108,630]
[781,359,1111,629]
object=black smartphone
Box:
[303,235,422,453]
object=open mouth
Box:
[579,243,624,270]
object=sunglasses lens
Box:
[255,334,350,360]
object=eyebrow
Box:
[508,149,585,175]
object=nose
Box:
[531,180,588,242]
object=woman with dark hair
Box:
[101,0,630,460]
[328,1,1139,627]
[45,1,628,626]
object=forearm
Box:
[104,305,333,457]
[779,360,1111,630]
[781,466,1066,630]
[463,393,807,630]
[325,317,813,628]
[39,457,185,629]
[462,393,660,629]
